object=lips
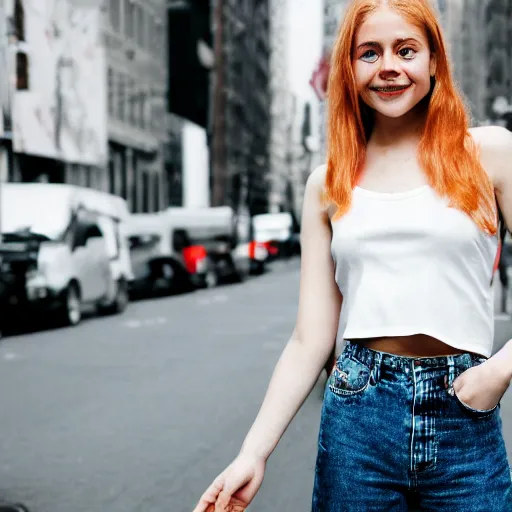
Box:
[370,84,411,92]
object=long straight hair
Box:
[325,0,497,235]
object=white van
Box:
[0,183,133,327]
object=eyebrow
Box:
[356,37,421,50]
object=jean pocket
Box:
[452,391,499,419]
[447,356,499,419]
[328,355,372,397]
[447,371,500,419]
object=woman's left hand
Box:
[452,359,511,411]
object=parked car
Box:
[251,212,300,263]
[126,212,217,297]
[165,206,251,285]
[248,240,270,275]
[0,183,133,328]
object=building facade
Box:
[458,0,489,123]
[105,0,168,213]
[438,0,465,90]
[484,0,512,124]
[268,0,292,214]
[167,0,213,208]
[440,0,511,125]
[0,0,168,213]
[210,0,271,216]
[319,0,350,160]
[1,0,108,186]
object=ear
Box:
[429,52,437,77]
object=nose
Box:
[379,50,400,80]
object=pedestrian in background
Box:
[193,0,512,510]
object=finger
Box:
[216,471,252,510]
[192,479,224,512]
[216,491,248,512]
[191,496,215,512]
[192,498,213,512]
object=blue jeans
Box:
[312,342,512,511]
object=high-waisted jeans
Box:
[312,342,512,511]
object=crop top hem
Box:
[341,325,491,358]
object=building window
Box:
[128,78,136,125]
[125,0,135,39]
[108,68,114,116]
[109,154,116,194]
[153,174,160,211]
[144,11,151,51]
[118,73,126,121]
[155,23,164,59]
[139,91,146,129]
[150,17,158,55]
[16,52,29,90]
[135,5,144,47]
[142,171,149,212]
[109,0,120,31]
[14,0,25,41]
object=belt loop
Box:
[445,356,456,390]
[370,351,382,385]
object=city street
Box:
[0,260,511,512]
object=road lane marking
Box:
[124,317,168,329]
[125,320,142,328]
[197,294,228,306]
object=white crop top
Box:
[330,185,498,358]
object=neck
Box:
[369,103,427,148]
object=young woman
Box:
[193,0,512,510]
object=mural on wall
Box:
[13,0,107,165]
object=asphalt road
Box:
[0,259,510,512]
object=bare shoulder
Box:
[305,163,328,191]
[470,125,512,149]
[300,164,331,231]
[304,164,334,220]
[469,126,512,186]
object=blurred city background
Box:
[0,1,511,511]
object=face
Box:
[353,6,436,119]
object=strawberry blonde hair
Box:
[325,0,497,235]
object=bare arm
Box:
[476,126,512,383]
[240,165,343,461]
